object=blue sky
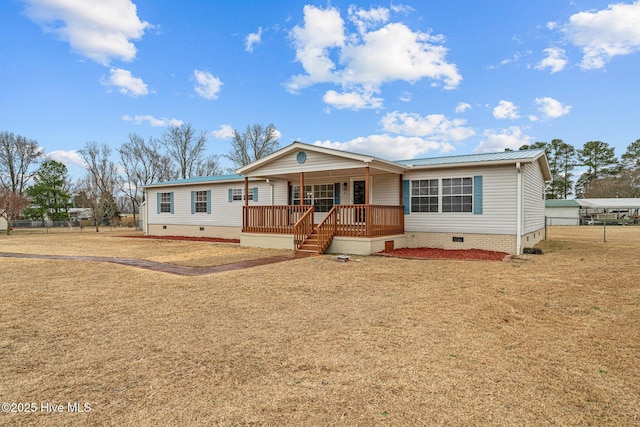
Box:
[1,0,639,178]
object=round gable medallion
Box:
[296,151,307,164]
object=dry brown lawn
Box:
[0,226,639,426]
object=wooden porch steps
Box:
[295,229,322,257]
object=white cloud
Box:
[102,68,148,97]
[287,5,461,110]
[288,5,346,91]
[348,5,390,34]
[323,90,383,110]
[534,97,572,118]
[311,110,474,160]
[212,124,234,139]
[245,27,263,52]
[380,111,475,142]
[493,100,520,119]
[535,47,568,73]
[474,127,532,153]
[399,92,412,102]
[455,102,471,113]
[560,1,640,69]
[314,134,454,161]
[122,115,183,127]
[193,69,223,100]
[47,150,86,168]
[24,0,150,65]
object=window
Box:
[313,184,334,213]
[292,185,312,206]
[194,190,207,213]
[411,179,438,213]
[159,192,172,213]
[442,177,473,212]
[292,185,334,212]
[232,188,253,201]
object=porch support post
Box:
[299,172,305,205]
[244,176,249,231]
[365,166,371,236]
[399,174,403,205]
[244,177,249,206]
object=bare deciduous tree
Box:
[119,133,177,228]
[194,154,224,177]
[0,131,43,233]
[226,123,279,168]
[162,123,208,179]
[78,142,120,232]
[0,189,29,234]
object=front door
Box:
[353,180,366,205]
[353,180,366,223]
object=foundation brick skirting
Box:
[147,224,241,239]
[405,232,517,254]
[151,227,546,256]
[521,229,545,249]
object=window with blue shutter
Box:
[158,192,173,213]
[473,175,483,214]
[402,180,410,215]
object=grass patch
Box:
[0,226,639,425]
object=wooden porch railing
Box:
[243,204,404,238]
[315,206,337,253]
[293,207,314,249]
[335,205,404,237]
[243,205,312,234]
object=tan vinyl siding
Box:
[523,162,546,233]
[371,174,400,205]
[272,180,289,205]
[252,149,365,175]
[404,165,517,235]
[147,182,272,228]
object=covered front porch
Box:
[236,142,407,255]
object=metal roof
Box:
[545,199,581,208]
[395,149,546,167]
[577,198,640,209]
[144,174,245,188]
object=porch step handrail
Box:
[314,206,337,253]
[293,206,314,249]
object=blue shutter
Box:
[206,190,211,214]
[402,180,410,215]
[473,175,483,214]
[289,184,293,205]
[228,188,233,202]
[334,183,341,205]
[191,191,195,214]
[157,192,161,214]
[169,192,174,214]
[252,187,258,202]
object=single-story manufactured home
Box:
[143,142,551,255]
